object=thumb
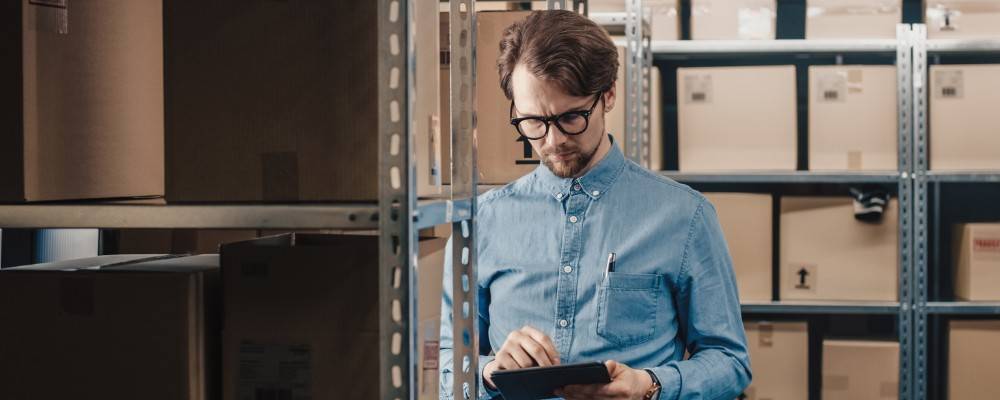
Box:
[604,360,625,378]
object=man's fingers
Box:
[520,340,554,367]
[519,326,561,365]
[505,346,535,369]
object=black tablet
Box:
[490,361,612,400]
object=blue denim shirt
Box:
[440,137,751,399]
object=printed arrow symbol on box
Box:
[797,268,809,287]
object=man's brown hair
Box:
[497,10,619,100]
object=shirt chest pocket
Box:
[596,272,663,347]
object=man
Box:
[441,10,751,400]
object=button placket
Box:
[552,190,590,355]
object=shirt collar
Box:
[536,134,626,202]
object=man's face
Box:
[510,64,616,178]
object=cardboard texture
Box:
[115,230,261,255]
[1,0,164,202]
[690,0,777,40]
[677,66,797,171]
[704,193,773,302]
[417,238,448,399]
[929,64,1000,171]
[806,0,902,39]
[949,320,1000,400]
[821,340,900,400]
[952,223,1000,301]
[476,11,539,185]
[0,255,219,400]
[650,67,663,171]
[167,1,433,202]
[780,197,899,301]
[926,1,1000,39]
[742,321,809,400]
[416,1,443,198]
[809,65,898,171]
[220,234,446,400]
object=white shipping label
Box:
[934,70,964,99]
[238,342,312,400]
[684,74,713,104]
[818,71,848,103]
[737,7,774,40]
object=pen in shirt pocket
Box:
[604,252,616,281]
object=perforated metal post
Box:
[911,23,930,400]
[624,0,648,165]
[450,1,479,399]
[379,0,417,398]
[895,23,915,400]
[641,11,652,169]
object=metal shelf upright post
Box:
[624,0,652,168]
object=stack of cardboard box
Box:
[822,340,900,399]
[742,321,809,399]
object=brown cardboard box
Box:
[650,67,664,170]
[1,1,164,202]
[220,234,447,400]
[166,2,438,201]
[704,193,773,302]
[929,64,1000,171]
[821,340,900,400]
[742,321,809,400]
[0,254,220,400]
[926,1,1000,39]
[809,65,898,171]
[780,197,898,301]
[114,230,261,255]
[677,66,797,171]
[690,0,777,40]
[416,1,443,197]
[806,0,902,39]
[476,11,539,185]
[949,320,1000,400]
[952,223,1000,300]
[417,238,448,399]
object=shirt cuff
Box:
[478,355,501,399]
[649,365,682,400]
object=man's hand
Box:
[483,326,561,389]
[554,360,655,400]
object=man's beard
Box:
[540,136,603,178]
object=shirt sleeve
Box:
[439,237,500,400]
[650,200,753,400]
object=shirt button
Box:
[592,190,600,196]
[556,193,564,199]
[563,265,572,273]
[559,319,569,328]
[569,216,578,223]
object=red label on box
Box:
[974,238,1000,252]
[423,340,440,370]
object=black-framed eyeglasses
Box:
[509,93,603,140]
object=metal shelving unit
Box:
[912,26,1000,400]
[645,26,916,400]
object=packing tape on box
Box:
[822,374,850,391]
[59,276,95,316]
[27,0,69,34]
[758,322,775,347]
[261,151,300,202]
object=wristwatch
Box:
[642,369,661,400]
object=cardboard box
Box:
[690,0,776,40]
[822,340,899,400]
[704,193,773,302]
[417,238,448,399]
[809,65,898,171]
[0,1,164,202]
[741,321,809,400]
[780,197,898,301]
[0,254,220,400]
[476,11,540,185]
[927,1,1000,39]
[166,2,440,201]
[952,223,1000,300]
[929,64,1000,171]
[806,0,901,39]
[677,66,797,171]
[949,320,1000,400]
[114,229,261,255]
[220,234,447,400]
